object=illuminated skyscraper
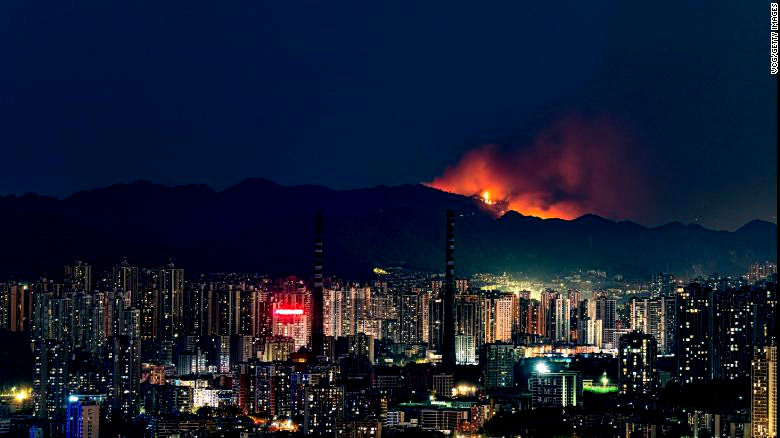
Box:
[66,396,99,438]
[113,258,138,298]
[107,335,140,421]
[483,343,515,389]
[529,369,582,408]
[304,384,345,436]
[590,292,617,349]
[65,259,92,292]
[1,282,31,333]
[552,296,570,343]
[397,293,420,344]
[157,263,184,340]
[751,346,777,438]
[272,295,310,351]
[618,331,658,396]
[676,283,713,384]
[428,297,443,351]
[652,274,677,355]
[485,294,514,344]
[713,288,758,381]
[33,339,69,421]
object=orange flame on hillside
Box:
[428,114,645,220]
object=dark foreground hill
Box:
[0,179,775,280]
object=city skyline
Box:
[0,211,776,437]
[0,1,776,437]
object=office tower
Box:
[323,288,341,337]
[576,300,590,345]
[676,283,713,384]
[33,339,69,421]
[713,288,757,380]
[552,296,571,342]
[456,297,482,344]
[331,285,373,338]
[540,289,557,338]
[618,331,658,396]
[230,334,254,364]
[113,258,138,298]
[255,289,273,340]
[65,259,92,292]
[432,373,454,398]
[32,292,69,342]
[214,289,236,335]
[312,212,325,356]
[527,299,541,337]
[528,369,583,408]
[107,335,141,421]
[514,297,530,336]
[304,385,345,436]
[345,333,374,363]
[428,298,444,351]
[454,298,479,364]
[751,346,777,438]
[263,336,296,362]
[138,281,158,340]
[441,210,456,367]
[1,282,31,333]
[272,292,310,351]
[652,273,676,297]
[234,360,264,414]
[629,298,649,333]
[157,263,184,340]
[397,293,420,344]
[455,335,476,365]
[590,292,617,348]
[183,283,205,336]
[485,294,514,344]
[483,343,515,389]
[418,288,432,344]
[652,274,678,354]
[177,348,207,375]
[66,397,99,438]
[567,291,582,343]
[756,283,777,348]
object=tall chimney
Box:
[442,210,456,367]
[311,212,324,356]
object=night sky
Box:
[0,1,776,230]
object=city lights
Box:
[535,362,550,374]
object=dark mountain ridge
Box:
[0,180,775,281]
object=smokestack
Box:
[442,210,456,367]
[311,212,324,356]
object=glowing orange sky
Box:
[427,114,645,220]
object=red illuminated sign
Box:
[274,309,304,315]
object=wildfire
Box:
[427,114,643,220]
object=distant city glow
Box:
[274,309,303,315]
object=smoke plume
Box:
[428,114,646,220]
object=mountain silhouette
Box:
[0,180,775,280]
